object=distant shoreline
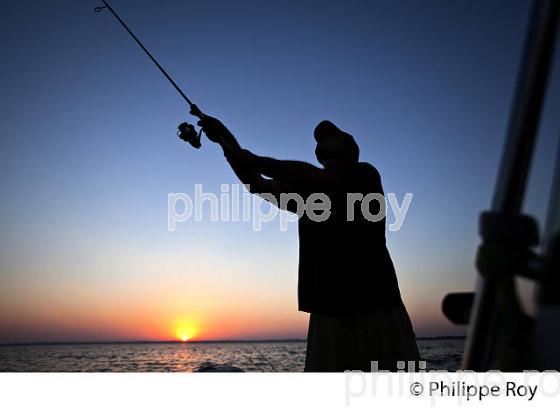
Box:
[0,335,465,347]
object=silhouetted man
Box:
[187,114,420,371]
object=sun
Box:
[174,319,198,342]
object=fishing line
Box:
[250,343,278,372]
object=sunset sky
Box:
[1,0,559,343]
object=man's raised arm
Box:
[193,114,301,212]
[248,155,340,192]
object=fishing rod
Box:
[94,0,208,149]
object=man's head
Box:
[314,120,359,171]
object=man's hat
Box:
[314,120,360,162]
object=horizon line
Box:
[0,335,466,347]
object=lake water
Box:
[0,338,464,372]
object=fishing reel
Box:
[178,104,206,148]
[177,122,202,149]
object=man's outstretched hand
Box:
[190,109,241,152]
[194,114,229,144]
[189,107,230,144]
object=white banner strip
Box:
[1,372,559,410]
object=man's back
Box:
[297,162,403,317]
